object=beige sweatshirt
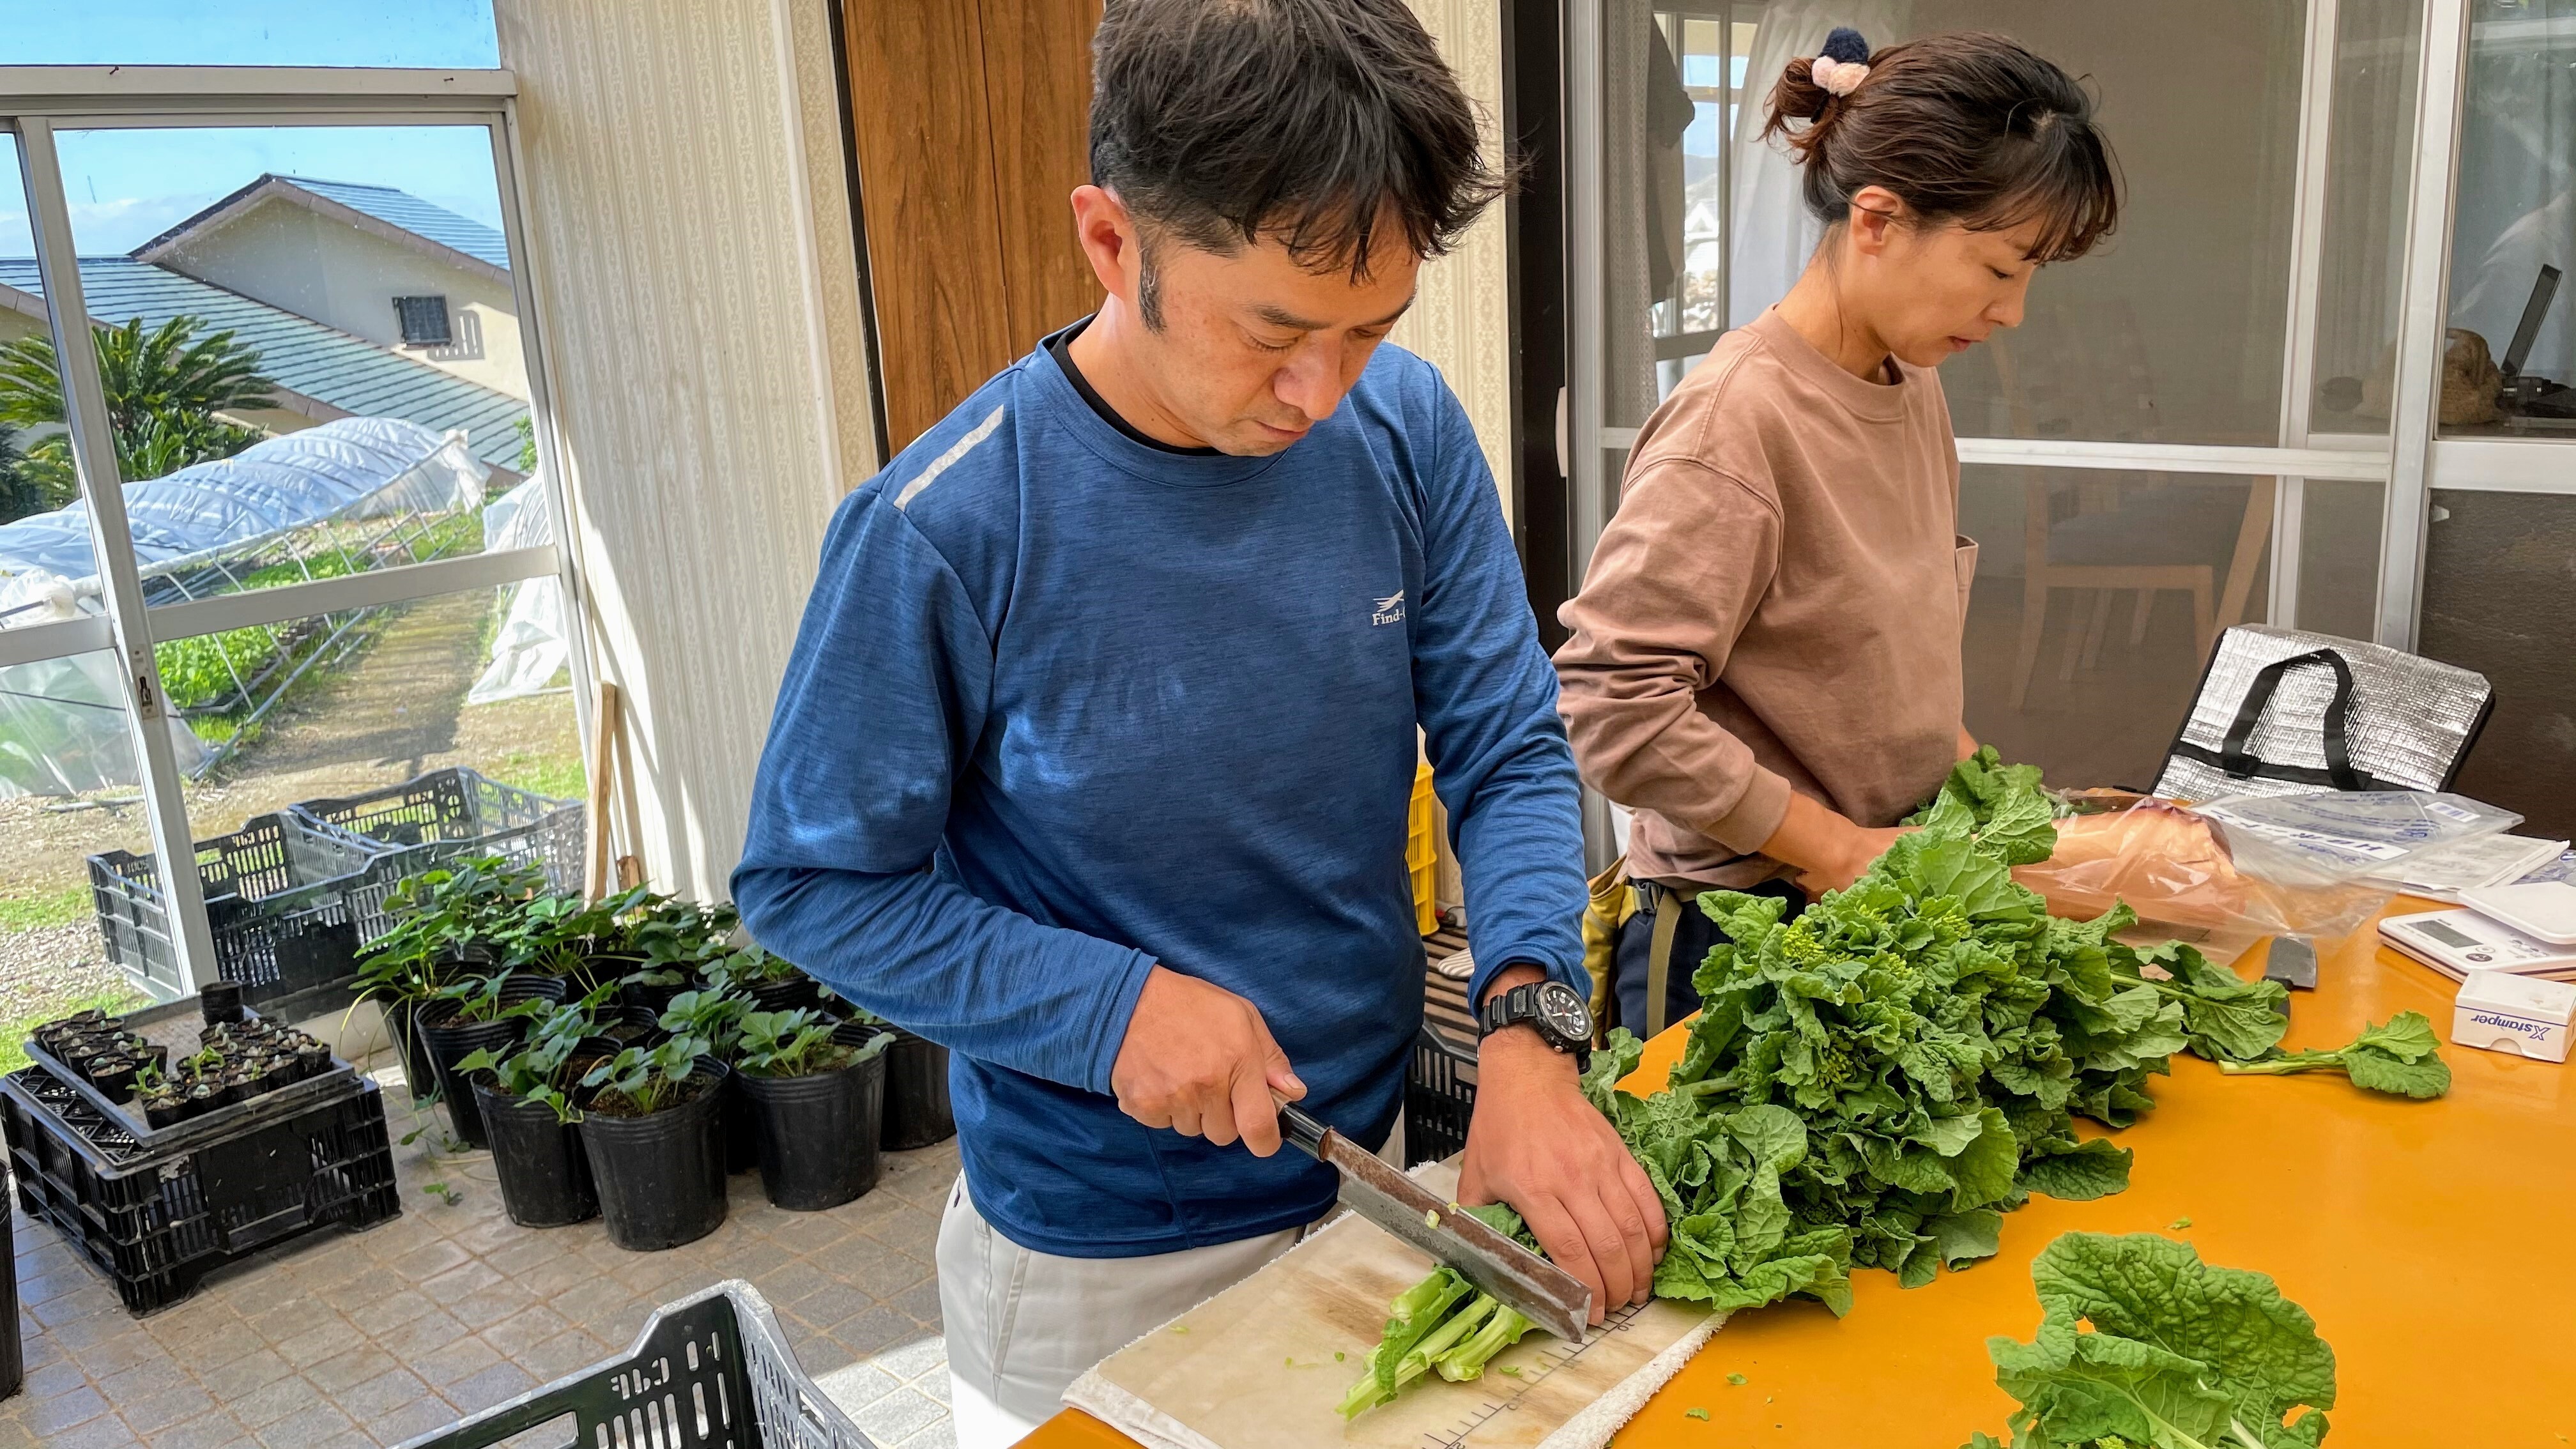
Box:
[1554,309,1975,887]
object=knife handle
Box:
[1273,1098,1330,1159]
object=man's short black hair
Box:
[1090,0,1508,284]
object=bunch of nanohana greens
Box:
[1340,750,2439,1420]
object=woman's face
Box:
[1844,191,2051,370]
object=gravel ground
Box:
[0,918,135,1025]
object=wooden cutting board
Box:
[1064,1164,1722,1449]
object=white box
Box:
[2452,970,2576,1063]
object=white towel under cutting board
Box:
[1064,1162,1721,1449]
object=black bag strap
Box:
[2217,648,2365,791]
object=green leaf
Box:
[2217,1011,2451,1099]
[2016,1140,2133,1202]
[1998,1232,2337,1449]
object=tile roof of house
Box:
[272,176,512,271]
[130,174,512,280]
[0,257,527,470]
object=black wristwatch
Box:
[1478,978,1593,1053]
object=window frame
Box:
[0,65,591,997]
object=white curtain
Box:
[1727,0,1914,325]
[467,474,571,705]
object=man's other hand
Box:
[1456,970,1667,1326]
[1110,965,1306,1156]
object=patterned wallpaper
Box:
[496,0,878,899]
[1393,0,1521,525]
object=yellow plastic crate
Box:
[1408,762,1439,936]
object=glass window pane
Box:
[0,134,93,579]
[1961,463,2277,788]
[2439,1,2576,440]
[172,581,580,849]
[1,650,160,1045]
[4,3,498,68]
[13,125,532,612]
[2421,489,2576,838]
[2311,0,2425,437]
[1712,2,2306,447]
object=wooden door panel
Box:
[842,0,1016,450]
[982,0,1107,351]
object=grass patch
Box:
[0,883,91,933]
[484,750,585,802]
[0,985,151,1076]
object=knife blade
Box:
[1275,1101,1590,1342]
[2265,933,2319,1010]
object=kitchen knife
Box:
[2265,933,2319,1013]
[1275,1100,1591,1342]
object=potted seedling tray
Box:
[22,999,360,1154]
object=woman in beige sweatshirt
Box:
[1555,29,2121,1036]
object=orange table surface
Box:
[1019,907,2576,1448]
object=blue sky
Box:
[0,2,503,257]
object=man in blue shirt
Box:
[734,1,1664,1439]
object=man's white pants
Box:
[937,1175,1301,1448]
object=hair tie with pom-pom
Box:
[1810,26,1871,98]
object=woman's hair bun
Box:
[1771,26,1872,125]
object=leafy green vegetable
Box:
[1963,1232,2335,1449]
[1726,1372,1747,1386]
[1684,1407,1711,1420]
[2120,944,2291,1064]
[2215,1013,2450,1099]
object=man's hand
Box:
[1110,965,1306,1156]
[1457,969,1667,1325]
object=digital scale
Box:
[2380,896,2576,983]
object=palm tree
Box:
[0,424,45,526]
[0,315,277,504]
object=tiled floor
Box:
[2,1052,960,1449]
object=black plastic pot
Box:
[419,977,568,1148]
[386,997,441,1102]
[735,1048,886,1211]
[617,975,687,1018]
[475,1078,597,1228]
[721,1074,760,1175]
[875,1027,955,1149]
[199,981,245,1026]
[740,974,824,1015]
[578,1061,728,1251]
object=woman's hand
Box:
[1759,792,1911,895]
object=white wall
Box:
[155,199,530,401]
[498,0,878,901]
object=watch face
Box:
[1535,982,1593,1044]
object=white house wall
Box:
[497,0,877,903]
[150,199,532,402]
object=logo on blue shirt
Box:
[1372,590,1406,626]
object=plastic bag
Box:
[2016,788,2522,962]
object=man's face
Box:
[1078,190,1421,456]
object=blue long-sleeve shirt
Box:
[732,328,1586,1257]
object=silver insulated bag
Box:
[2153,625,2493,801]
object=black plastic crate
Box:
[88,811,394,1003]
[398,1280,877,1449]
[1404,1023,1476,1168]
[1,1068,399,1315]
[22,997,364,1160]
[293,767,582,946]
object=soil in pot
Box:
[735,1048,887,1211]
[876,1027,956,1149]
[420,977,568,1148]
[578,1064,729,1251]
[475,1078,598,1229]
